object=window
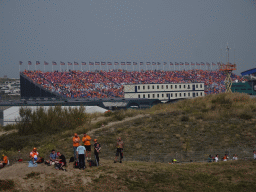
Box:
[153,94,155,98]
[148,85,150,89]
[171,85,173,89]
[166,94,168,97]
[138,94,140,98]
[148,94,150,98]
[196,84,198,88]
[188,93,190,96]
[143,94,145,98]
[179,93,181,97]
[162,94,164,97]
[138,86,140,90]
[179,85,181,89]
[200,92,203,96]
[161,85,164,89]
[188,85,190,89]
[184,85,186,88]
[143,86,145,90]
[152,85,154,89]
[175,93,177,97]
[175,85,177,89]
[196,93,198,96]
[184,93,186,97]
[166,85,168,89]
[200,84,202,88]
[157,94,159,98]
[157,85,159,89]
[171,93,173,97]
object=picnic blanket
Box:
[28,161,37,167]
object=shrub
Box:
[181,115,189,121]
[0,179,15,191]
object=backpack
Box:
[37,157,44,164]
[88,160,97,167]
[69,157,74,163]
[74,161,79,168]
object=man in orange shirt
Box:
[0,154,8,168]
[30,147,39,164]
[73,133,80,160]
[82,133,91,160]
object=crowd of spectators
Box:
[22,69,245,98]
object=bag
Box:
[69,157,74,163]
[74,161,79,168]
[88,160,97,167]
[37,157,44,164]
[44,160,51,166]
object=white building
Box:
[124,83,205,101]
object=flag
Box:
[107,62,112,65]
[152,62,156,65]
[170,62,173,65]
[157,62,161,65]
[36,61,40,65]
[163,62,167,65]
[140,62,144,65]
[89,62,94,65]
[180,62,184,65]
[191,62,195,65]
[51,61,56,65]
[95,62,100,65]
[74,62,79,65]
[201,62,205,65]
[114,62,119,65]
[82,62,86,65]
[212,62,216,66]
[68,62,72,65]
[185,62,189,65]
[196,62,200,65]
[60,61,65,65]
[19,61,23,65]
[28,61,32,65]
[175,62,179,65]
[121,62,125,65]
[146,62,151,65]
[133,62,137,65]
[101,62,106,65]
[126,62,131,65]
[206,62,210,66]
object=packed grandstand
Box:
[21,69,245,98]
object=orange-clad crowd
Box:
[22,69,245,98]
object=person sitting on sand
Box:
[30,147,39,164]
[0,154,8,168]
[49,149,58,164]
[55,152,67,171]
[233,154,238,160]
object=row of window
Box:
[137,92,203,99]
[137,84,203,90]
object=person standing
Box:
[76,142,86,170]
[215,154,219,162]
[73,133,80,160]
[253,150,256,160]
[114,137,124,163]
[94,139,101,166]
[82,133,91,160]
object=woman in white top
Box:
[215,154,219,162]
[233,154,238,160]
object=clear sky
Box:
[1,0,256,78]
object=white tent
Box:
[2,106,107,126]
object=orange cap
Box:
[74,133,78,136]
[94,139,97,142]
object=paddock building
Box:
[124,83,205,101]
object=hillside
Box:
[0,93,256,191]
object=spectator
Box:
[94,139,101,166]
[0,154,8,168]
[207,155,212,162]
[76,142,86,170]
[114,137,124,163]
[56,152,67,171]
[73,133,80,160]
[254,150,256,160]
[49,149,57,164]
[215,154,219,162]
[233,154,238,160]
[82,133,92,160]
[30,147,39,164]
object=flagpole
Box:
[73,64,74,71]
[28,63,29,71]
[52,64,53,72]
[44,64,45,72]
[19,63,20,73]
[60,63,61,72]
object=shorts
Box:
[116,148,123,158]
[2,163,6,167]
[85,145,91,151]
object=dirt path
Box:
[87,114,150,136]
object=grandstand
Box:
[20,69,244,99]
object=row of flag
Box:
[19,61,224,66]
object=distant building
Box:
[124,83,205,101]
